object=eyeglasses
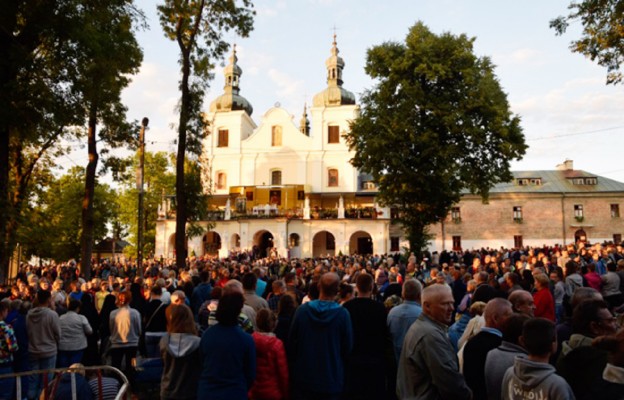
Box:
[597,316,618,324]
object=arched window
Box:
[216,172,227,190]
[272,125,282,146]
[328,168,339,187]
[271,170,282,185]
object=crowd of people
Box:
[0,241,623,399]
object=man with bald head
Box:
[463,297,513,400]
[397,284,472,400]
[508,290,536,317]
[289,272,353,400]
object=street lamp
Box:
[137,117,149,278]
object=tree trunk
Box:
[175,53,191,270]
[0,129,9,283]
[80,109,98,279]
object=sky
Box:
[61,0,624,183]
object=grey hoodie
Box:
[159,333,201,399]
[26,306,60,358]
[502,357,575,400]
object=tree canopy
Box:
[346,22,526,253]
[551,0,624,85]
[158,0,254,268]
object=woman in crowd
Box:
[109,291,141,380]
[198,292,256,400]
[160,304,201,400]
[249,309,288,400]
[98,294,118,359]
[58,299,92,367]
[80,293,101,365]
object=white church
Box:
[154,37,398,259]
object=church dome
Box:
[313,34,356,107]
[209,45,253,116]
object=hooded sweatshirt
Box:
[26,306,60,358]
[289,299,353,395]
[502,357,575,400]
[557,334,608,399]
[160,333,201,400]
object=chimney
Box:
[556,159,573,171]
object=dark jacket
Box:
[463,329,502,400]
[342,297,390,398]
[160,333,201,400]
[198,324,256,400]
[289,299,353,395]
[48,373,94,400]
[191,283,213,317]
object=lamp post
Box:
[137,117,149,278]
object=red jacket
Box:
[249,332,289,400]
[533,287,555,321]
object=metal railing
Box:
[0,365,129,400]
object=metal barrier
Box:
[0,365,129,400]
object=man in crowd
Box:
[387,278,423,362]
[289,272,353,400]
[463,298,513,400]
[502,318,574,400]
[397,284,472,400]
[508,290,535,317]
[557,299,618,399]
[242,272,269,312]
[26,290,60,400]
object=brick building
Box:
[431,159,624,252]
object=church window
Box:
[216,172,227,190]
[272,125,282,146]
[611,204,620,218]
[513,206,523,222]
[328,169,339,187]
[328,125,340,144]
[574,204,584,218]
[217,129,228,147]
[271,170,282,185]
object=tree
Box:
[0,0,82,281]
[67,0,143,278]
[551,1,624,85]
[158,0,254,268]
[17,167,117,262]
[345,22,526,253]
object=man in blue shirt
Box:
[387,278,423,361]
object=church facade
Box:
[154,39,624,259]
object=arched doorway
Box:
[203,232,221,256]
[253,230,274,258]
[168,233,188,258]
[312,231,336,257]
[289,233,301,259]
[230,233,241,250]
[575,229,587,244]
[349,231,373,255]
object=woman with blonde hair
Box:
[160,304,201,400]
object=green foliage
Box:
[158,0,254,266]
[551,0,624,85]
[346,22,526,254]
[18,167,117,261]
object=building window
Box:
[451,207,461,222]
[513,206,523,222]
[574,204,584,219]
[614,234,622,244]
[328,169,339,187]
[271,125,282,146]
[390,237,400,252]
[271,170,282,185]
[452,236,462,251]
[328,125,340,143]
[216,172,226,190]
[514,235,523,248]
[361,181,376,190]
[289,233,300,247]
[517,178,529,186]
[611,204,620,218]
[217,129,228,147]
[585,178,597,185]
[530,178,541,185]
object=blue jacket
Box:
[191,283,213,318]
[289,300,353,395]
[198,324,256,400]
